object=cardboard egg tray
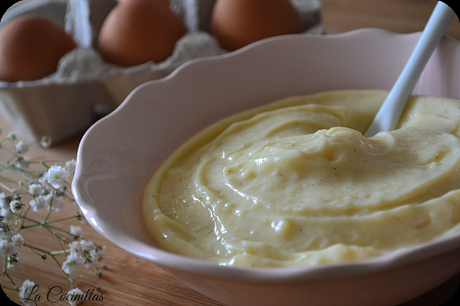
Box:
[0,0,324,144]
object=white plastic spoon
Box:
[364,1,455,137]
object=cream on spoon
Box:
[364,1,455,137]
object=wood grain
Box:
[2,0,460,305]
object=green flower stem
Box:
[15,215,71,238]
[49,253,62,269]
[1,285,17,291]
[0,180,15,193]
[2,255,7,277]
[3,163,41,178]
[49,250,68,256]
[23,243,53,256]
[44,207,53,223]
[2,256,17,291]
[18,223,42,230]
[45,215,78,224]
[18,206,31,230]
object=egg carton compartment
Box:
[0,0,324,144]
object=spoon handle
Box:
[364,1,455,137]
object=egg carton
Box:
[0,0,324,144]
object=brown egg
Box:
[97,0,187,66]
[211,0,305,51]
[0,15,77,82]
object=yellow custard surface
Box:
[143,90,460,267]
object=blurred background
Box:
[322,0,460,40]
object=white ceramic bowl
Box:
[72,28,460,306]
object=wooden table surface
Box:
[2,0,460,305]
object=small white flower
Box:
[90,245,106,262]
[38,176,51,188]
[15,140,29,154]
[7,132,16,141]
[29,195,50,212]
[62,253,84,274]
[0,224,13,240]
[83,257,95,268]
[0,239,10,256]
[0,233,23,258]
[28,184,43,197]
[15,156,29,169]
[39,135,52,148]
[79,240,95,252]
[44,165,70,188]
[68,241,83,255]
[65,159,76,174]
[11,233,24,248]
[9,200,23,213]
[0,193,10,210]
[18,280,36,305]
[75,210,86,224]
[1,207,14,223]
[70,225,83,239]
[67,288,85,306]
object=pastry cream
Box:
[143,90,460,267]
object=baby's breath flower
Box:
[83,257,94,269]
[44,165,71,189]
[18,280,36,306]
[29,195,50,212]
[15,156,29,169]
[68,241,83,255]
[15,140,29,154]
[38,176,50,188]
[62,253,84,275]
[90,245,106,262]
[79,240,95,252]
[39,135,52,148]
[65,159,76,174]
[55,187,67,197]
[0,232,23,263]
[75,210,86,224]
[70,225,83,239]
[9,200,23,213]
[1,207,14,224]
[7,132,16,141]
[0,223,12,239]
[67,288,85,306]
[0,193,10,210]
[0,239,10,256]
[11,233,24,248]
[28,184,43,197]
